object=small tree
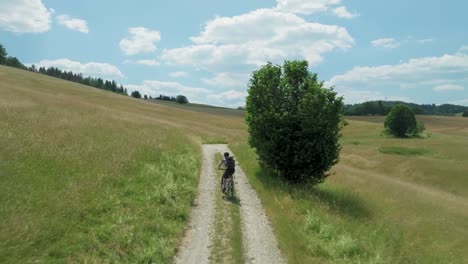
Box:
[0,44,7,65]
[144,94,148,99]
[463,111,468,117]
[246,60,344,184]
[384,104,417,137]
[131,90,142,98]
[176,95,188,104]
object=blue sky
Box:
[1,0,467,107]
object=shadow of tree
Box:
[255,165,371,219]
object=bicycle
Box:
[219,168,235,199]
[224,176,234,199]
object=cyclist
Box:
[218,152,235,193]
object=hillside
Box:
[1,65,468,263]
[0,65,246,263]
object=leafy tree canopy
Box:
[176,95,189,104]
[246,60,344,184]
[384,104,418,138]
[131,91,142,99]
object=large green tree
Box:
[384,104,417,137]
[246,60,344,184]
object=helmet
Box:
[224,152,229,158]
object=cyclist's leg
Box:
[222,171,229,192]
[231,174,234,193]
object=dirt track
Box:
[173,144,284,264]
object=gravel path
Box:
[173,144,284,264]
[173,145,218,264]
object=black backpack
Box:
[226,156,235,171]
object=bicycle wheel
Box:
[226,179,233,199]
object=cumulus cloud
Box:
[126,80,210,99]
[371,38,400,49]
[275,0,341,15]
[0,0,52,33]
[56,15,89,33]
[120,27,161,55]
[332,6,359,19]
[433,84,464,92]
[169,71,188,78]
[161,9,354,70]
[201,72,249,87]
[207,90,248,107]
[327,49,468,103]
[31,59,123,78]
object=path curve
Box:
[173,144,284,264]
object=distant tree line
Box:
[150,94,189,104]
[344,100,468,116]
[32,66,128,95]
[1,43,127,96]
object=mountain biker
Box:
[218,152,235,193]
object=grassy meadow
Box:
[0,66,246,263]
[1,65,468,263]
[231,114,468,263]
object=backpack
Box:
[226,156,235,171]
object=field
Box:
[1,65,467,263]
[0,66,246,263]
[231,114,468,263]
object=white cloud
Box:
[0,0,52,33]
[275,0,341,15]
[31,59,123,78]
[448,98,468,106]
[56,15,89,33]
[169,71,188,78]
[126,80,210,98]
[162,9,354,70]
[207,90,248,107]
[332,6,359,19]
[207,90,247,101]
[371,38,400,49]
[337,89,410,104]
[201,72,248,87]
[327,50,468,103]
[433,84,464,92]
[135,59,159,66]
[120,27,161,55]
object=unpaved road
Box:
[173,144,284,264]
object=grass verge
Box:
[230,141,420,264]
[379,146,430,156]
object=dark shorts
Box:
[223,169,235,178]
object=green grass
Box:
[2,65,468,263]
[231,115,468,263]
[0,66,244,263]
[201,135,229,144]
[379,146,430,156]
